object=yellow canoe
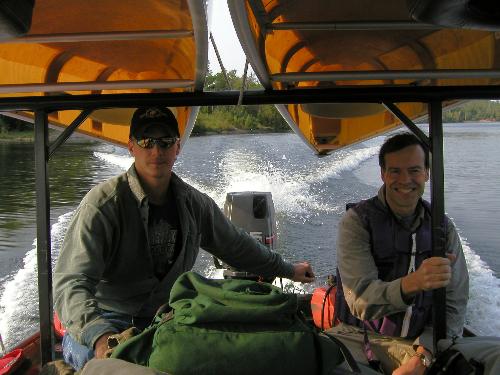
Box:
[228,0,500,155]
[0,0,209,147]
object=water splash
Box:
[94,152,133,171]
[0,212,73,350]
[461,233,500,336]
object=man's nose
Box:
[401,171,412,182]
[150,143,163,155]
[398,170,411,183]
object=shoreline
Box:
[191,128,290,137]
[1,121,498,142]
[0,135,34,142]
[0,128,291,142]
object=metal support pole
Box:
[209,32,232,89]
[237,60,249,106]
[382,102,430,150]
[49,109,93,158]
[429,101,447,350]
[34,110,54,365]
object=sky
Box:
[207,1,252,76]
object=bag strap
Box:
[323,332,362,374]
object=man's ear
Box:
[380,167,386,183]
[127,138,134,155]
[175,140,181,156]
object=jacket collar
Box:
[378,185,425,232]
[126,164,188,206]
[127,165,146,205]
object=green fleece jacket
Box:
[53,165,294,348]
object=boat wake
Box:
[0,212,73,350]
[459,231,500,335]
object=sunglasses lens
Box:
[136,138,151,148]
[137,137,178,149]
[158,138,176,148]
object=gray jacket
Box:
[54,165,294,348]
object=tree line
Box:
[0,116,32,135]
[193,69,289,134]
[442,100,500,122]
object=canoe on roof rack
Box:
[0,0,209,147]
[228,0,500,155]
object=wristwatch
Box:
[413,352,432,368]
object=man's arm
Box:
[337,209,409,320]
[54,202,119,349]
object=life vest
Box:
[335,197,435,338]
[310,277,338,330]
[0,349,24,375]
[53,312,66,338]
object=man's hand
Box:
[291,262,315,283]
[392,347,431,375]
[402,254,455,296]
[94,332,115,359]
[392,355,426,375]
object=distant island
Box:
[1,69,499,140]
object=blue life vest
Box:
[335,196,436,338]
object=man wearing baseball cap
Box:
[54,106,315,370]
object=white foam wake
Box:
[94,152,133,171]
[460,232,500,336]
[0,212,74,350]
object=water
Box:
[0,123,499,349]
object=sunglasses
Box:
[136,136,179,149]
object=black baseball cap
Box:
[129,107,180,139]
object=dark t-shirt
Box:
[148,188,181,280]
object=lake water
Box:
[0,122,499,349]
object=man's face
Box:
[128,125,180,181]
[380,144,429,216]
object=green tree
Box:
[195,70,289,135]
[0,115,31,133]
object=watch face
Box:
[423,356,430,367]
[414,353,431,367]
[415,352,431,367]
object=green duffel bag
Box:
[112,271,344,375]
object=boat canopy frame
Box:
[0,85,499,111]
[16,84,498,365]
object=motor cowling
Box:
[214,192,277,282]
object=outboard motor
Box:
[214,191,277,281]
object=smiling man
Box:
[54,107,315,371]
[333,132,469,375]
